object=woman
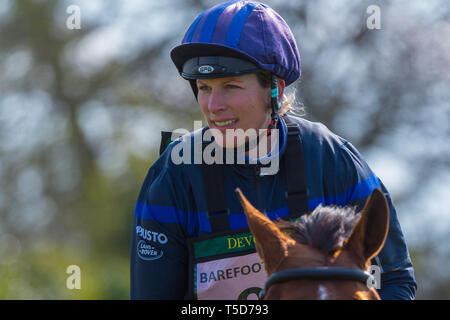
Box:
[130,0,417,300]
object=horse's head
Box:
[235,188,389,300]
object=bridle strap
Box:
[259,267,374,299]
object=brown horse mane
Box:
[275,205,361,256]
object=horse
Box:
[235,188,389,300]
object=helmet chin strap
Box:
[242,75,281,155]
[268,74,281,132]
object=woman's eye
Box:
[198,85,210,91]
[226,84,240,89]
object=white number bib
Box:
[188,230,267,300]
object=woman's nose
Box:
[208,88,227,113]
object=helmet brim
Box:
[170,43,262,75]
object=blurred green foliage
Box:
[0,154,152,299]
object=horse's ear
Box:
[345,189,390,266]
[235,188,295,275]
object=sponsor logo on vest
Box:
[199,262,263,283]
[137,240,163,261]
[198,65,214,74]
[227,235,254,250]
[136,226,168,245]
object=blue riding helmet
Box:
[170,0,301,101]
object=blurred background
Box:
[0,0,449,299]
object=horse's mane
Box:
[276,205,361,256]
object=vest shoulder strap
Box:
[282,115,309,218]
[158,130,230,232]
[201,159,230,233]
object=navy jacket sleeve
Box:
[130,146,191,299]
[337,140,417,299]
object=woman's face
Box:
[196,73,271,148]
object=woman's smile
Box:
[211,118,238,129]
